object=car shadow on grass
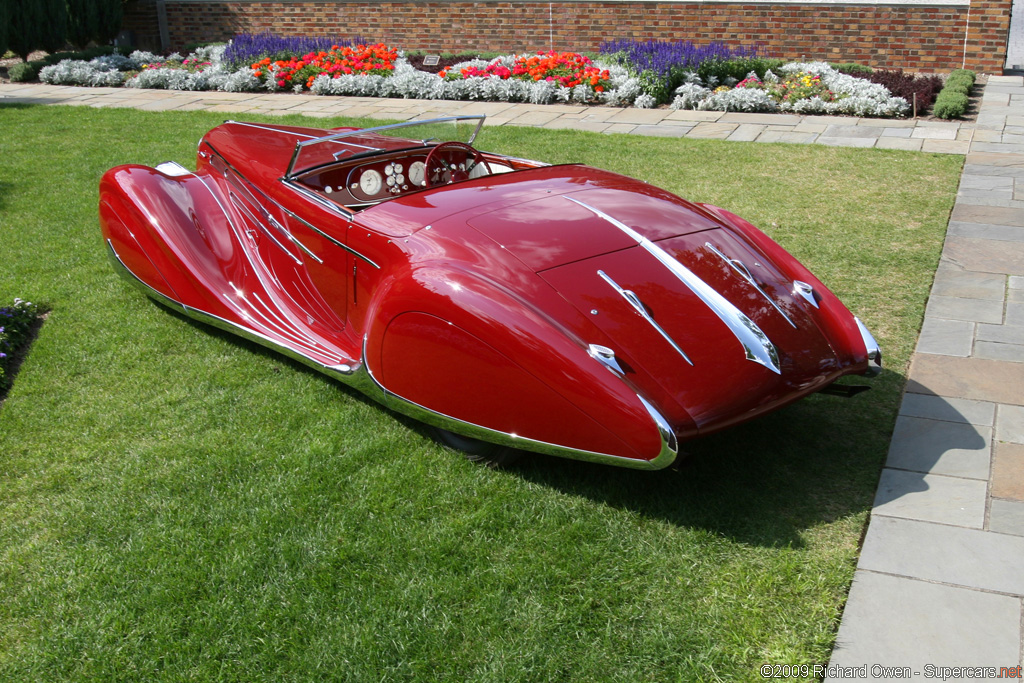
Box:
[157,301,895,549]
[499,387,897,549]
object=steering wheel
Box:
[424,141,490,187]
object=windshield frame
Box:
[283,115,487,180]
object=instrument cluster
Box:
[343,157,428,202]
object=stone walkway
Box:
[4,80,1023,674]
[828,76,1024,679]
[0,81,972,154]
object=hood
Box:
[359,165,720,243]
[531,207,849,432]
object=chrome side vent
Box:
[588,343,626,376]
[793,280,819,308]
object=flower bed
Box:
[31,34,933,117]
[0,298,42,394]
[670,62,911,117]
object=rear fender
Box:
[364,264,677,465]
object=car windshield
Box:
[285,115,486,179]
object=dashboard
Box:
[294,146,514,210]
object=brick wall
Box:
[122,0,1011,73]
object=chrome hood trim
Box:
[704,240,796,329]
[566,196,781,375]
[597,269,693,366]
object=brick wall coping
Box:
[153,0,972,7]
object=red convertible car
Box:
[99,116,881,469]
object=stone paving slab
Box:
[725,124,766,142]
[907,355,1024,405]
[989,499,1024,536]
[631,124,693,138]
[922,140,971,154]
[860,516,1024,595]
[885,416,991,479]
[924,295,1005,323]
[975,340,1024,362]
[817,136,877,148]
[828,571,1022,674]
[993,442,1024,500]
[997,404,1024,444]
[686,122,738,139]
[899,393,997,426]
[876,137,924,151]
[931,266,1007,299]
[974,321,1024,344]
[916,318,975,356]
[948,220,1024,242]
[942,236,1024,275]
[872,469,987,527]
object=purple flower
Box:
[223,33,370,68]
[599,39,761,78]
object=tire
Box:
[432,428,522,468]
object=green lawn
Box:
[0,104,961,681]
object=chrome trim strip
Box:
[361,340,678,470]
[705,241,797,329]
[228,191,303,265]
[597,269,693,366]
[300,216,380,269]
[225,120,321,140]
[855,317,883,377]
[106,239,358,378]
[203,142,378,267]
[281,178,356,222]
[567,196,781,375]
[205,138,356,221]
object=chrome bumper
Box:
[855,318,882,377]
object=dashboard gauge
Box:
[359,169,383,195]
[395,173,405,185]
[408,161,426,187]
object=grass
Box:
[0,104,962,681]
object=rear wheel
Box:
[432,428,522,468]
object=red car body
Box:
[99,116,880,469]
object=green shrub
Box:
[932,69,975,119]
[695,56,786,86]
[943,69,975,95]
[834,62,873,75]
[8,61,42,82]
[933,90,969,119]
[46,44,118,64]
